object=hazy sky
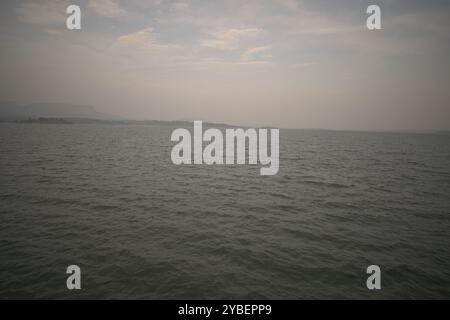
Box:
[1,0,449,130]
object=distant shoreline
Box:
[2,117,235,128]
[15,117,73,124]
[1,117,449,135]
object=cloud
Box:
[240,45,273,62]
[276,0,302,11]
[171,2,189,11]
[15,0,67,26]
[111,27,182,69]
[202,28,263,50]
[115,27,179,51]
[292,62,317,68]
[191,57,271,70]
[88,0,127,18]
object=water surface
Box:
[0,123,449,299]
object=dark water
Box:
[0,123,449,299]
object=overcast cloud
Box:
[0,0,449,130]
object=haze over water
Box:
[1,123,449,299]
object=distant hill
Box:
[0,102,112,120]
[0,101,239,128]
[11,117,235,128]
[61,118,234,127]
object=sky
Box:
[0,0,449,130]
